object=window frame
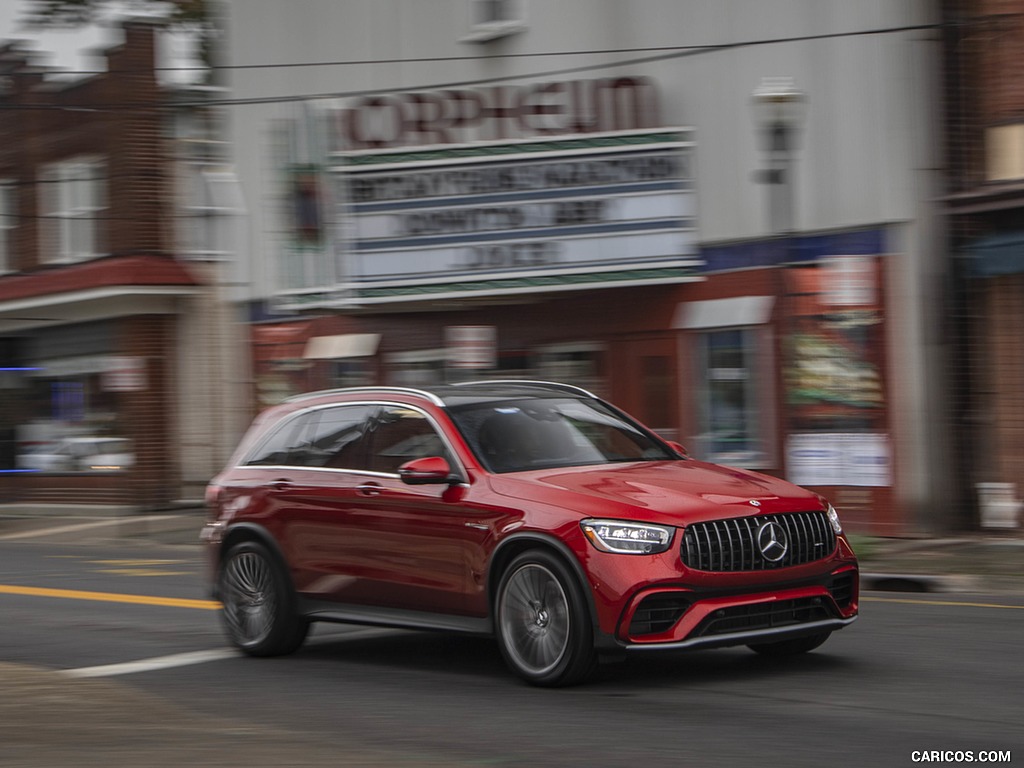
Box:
[0,179,15,273]
[38,155,107,265]
[462,0,527,43]
[239,401,466,480]
[692,326,776,469]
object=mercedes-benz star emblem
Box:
[757,521,789,563]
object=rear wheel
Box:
[495,550,597,686]
[219,540,309,656]
[748,631,831,656]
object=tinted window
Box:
[449,397,674,473]
[366,406,450,474]
[292,405,373,469]
[243,413,311,466]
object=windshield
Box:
[448,396,676,473]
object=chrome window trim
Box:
[449,379,598,399]
[286,387,445,407]
[237,399,468,482]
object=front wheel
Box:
[495,550,597,686]
[218,540,309,657]
[748,631,832,656]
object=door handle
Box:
[357,482,383,496]
[271,478,292,491]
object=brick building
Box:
[943,0,1024,528]
[0,20,249,511]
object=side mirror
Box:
[398,456,458,485]
[667,441,689,457]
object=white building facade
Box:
[222,0,948,534]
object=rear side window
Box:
[294,405,373,469]
[243,405,374,469]
[242,403,449,473]
[243,413,311,466]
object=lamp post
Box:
[752,77,806,235]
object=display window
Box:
[13,355,140,474]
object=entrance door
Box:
[614,337,679,441]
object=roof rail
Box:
[450,379,598,399]
[284,386,445,407]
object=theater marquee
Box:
[274,78,701,309]
[325,127,701,305]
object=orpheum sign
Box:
[266,75,702,310]
[333,76,659,150]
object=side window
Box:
[243,413,311,466]
[366,406,449,474]
[294,405,373,469]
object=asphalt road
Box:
[0,539,1021,768]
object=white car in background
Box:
[17,437,134,472]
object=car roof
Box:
[284,380,598,409]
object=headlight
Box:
[826,503,843,535]
[581,519,674,555]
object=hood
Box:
[487,459,823,525]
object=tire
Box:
[748,631,831,657]
[495,550,597,687]
[218,540,309,657]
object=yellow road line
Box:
[0,584,220,611]
[2,585,1019,613]
[863,596,1024,610]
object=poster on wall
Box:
[786,432,891,488]
[783,258,885,433]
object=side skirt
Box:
[298,598,493,636]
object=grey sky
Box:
[0,0,199,83]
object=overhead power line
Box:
[0,21,947,112]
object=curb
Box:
[861,572,981,593]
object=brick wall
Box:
[121,314,177,508]
[0,22,187,509]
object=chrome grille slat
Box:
[712,522,724,572]
[681,510,835,572]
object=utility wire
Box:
[6,20,960,76]
[0,21,947,112]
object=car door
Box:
[261,404,375,602]
[332,404,501,617]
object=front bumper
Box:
[579,532,859,651]
[618,574,858,649]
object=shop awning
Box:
[966,231,1024,277]
[672,296,775,330]
[303,333,380,360]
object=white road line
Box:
[63,649,237,678]
[60,628,401,679]
[0,515,181,542]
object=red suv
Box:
[204,381,858,686]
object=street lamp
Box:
[752,77,806,234]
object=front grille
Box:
[681,511,836,572]
[694,597,834,638]
[629,594,691,636]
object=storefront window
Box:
[17,368,132,473]
[0,180,15,273]
[535,343,606,397]
[695,329,767,467]
[387,350,448,387]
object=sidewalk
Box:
[853,533,1024,594]
[0,509,1022,593]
